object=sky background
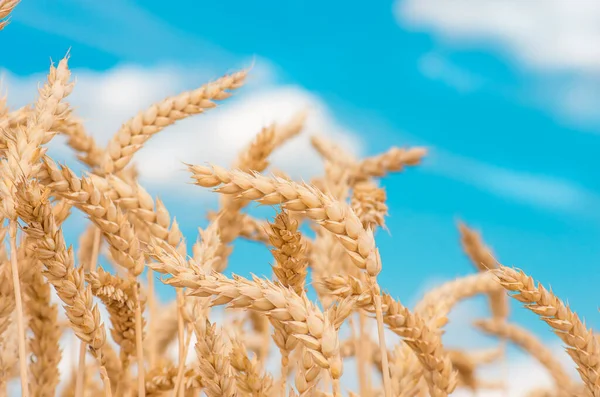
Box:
[2,0,600,394]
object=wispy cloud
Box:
[11,0,234,64]
[418,52,483,93]
[424,148,600,213]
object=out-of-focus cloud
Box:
[396,0,600,73]
[419,53,483,93]
[424,148,600,214]
[395,0,600,127]
[1,60,362,198]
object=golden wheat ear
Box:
[493,265,600,396]
[0,0,20,31]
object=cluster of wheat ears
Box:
[1,3,599,397]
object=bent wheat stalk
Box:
[475,319,575,393]
[492,265,600,396]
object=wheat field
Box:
[0,2,598,397]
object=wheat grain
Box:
[267,210,309,296]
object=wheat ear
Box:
[492,265,600,395]
[216,111,306,270]
[87,268,144,362]
[351,180,388,230]
[25,268,61,397]
[356,146,426,180]
[194,318,237,397]
[458,222,508,319]
[382,293,458,397]
[0,55,72,198]
[188,166,379,278]
[100,70,247,174]
[189,165,392,396]
[310,135,426,183]
[37,156,144,276]
[0,106,30,152]
[229,332,274,396]
[0,0,19,30]
[54,115,104,168]
[15,182,111,393]
[146,241,346,387]
[268,209,309,295]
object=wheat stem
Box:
[332,378,341,397]
[280,359,288,397]
[349,314,368,397]
[99,352,113,397]
[359,312,373,396]
[173,324,193,397]
[371,282,392,397]
[9,221,28,397]
[75,227,101,397]
[135,283,146,397]
[74,344,87,397]
[147,269,157,367]
[176,289,186,397]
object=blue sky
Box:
[2,0,600,344]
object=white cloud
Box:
[1,60,363,197]
[395,0,600,126]
[396,0,600,73]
